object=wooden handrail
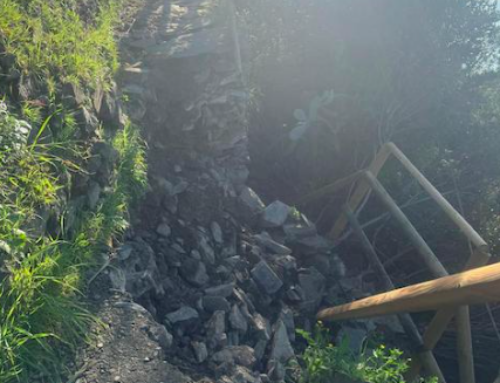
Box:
[363,171,448,278]
[387,143,487,250]
[329,143,392,239]
[317,261,500,322]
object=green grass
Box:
[0,0,146,380]
[296,325,437,383]
[0,0,120,91]
[0,106,146,381]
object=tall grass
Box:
[0,102,146,382]
[0,0,120,90]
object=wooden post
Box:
[387,143,487,250]
[363,170,448,278]
[406,249,490,381]
[456,306,475,383]
[345,207,446,382]
[329,144,392,239]
[419,351,448,383]
[317,261,500,321]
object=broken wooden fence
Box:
[307,142,493,383]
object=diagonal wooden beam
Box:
[363,170,448,278]
[344,207,446,382]
[329,143,392,239]
[387,143,487,250]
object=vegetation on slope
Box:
[297,325,437,383]
[0,0,146,381]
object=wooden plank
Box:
[345,207,446,382]
[456,306,475,383]
[363,170,448,278]
[317,261,500,322]
[296,170,363,206]
[387,143,487,250]
[329,143,392,239]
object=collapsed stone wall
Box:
[93,1,406,383]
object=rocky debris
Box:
[269,320,294,365]
[202,296,231,313]
[239,186,265,218]
[157,222,172,237]
[298,267,326,313]
[212,345,256,369]
[229,304,248,334]
[180,258,210,287]
[251,261,283,295]
[166,306,199,324]
[205,283,234,298]
[254,232,292,255]
[192,341,209,363]
[100,0,386,381]
[261,201,290,228]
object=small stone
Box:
[212,346,256,368]
[203,296,230,313]
[229,305,248,334]
[180,258,209,287]
[144,356,151,363]
[251,313,271,341]
[207,311,227,349]
[205,283,234,298]
[113,376,121,382]
[298,267,326,311]
[97,342,104,349]
[269,320,294,364]
[156,223,171,237]
[211,221,223,244]
[239,187,265,213]
[251,261,283,295]
[165,306,199,324]
[261,201,290,228]
[192,341,209,363]
[254,232,291,255]
[149,325,173,349]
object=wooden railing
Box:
[310,142,492,383]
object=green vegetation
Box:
[0,102,146,382]
[0,0,120,91]
[296,325,437,383]
[0,0,145,381]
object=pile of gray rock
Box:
[110,162,347,383]
[103,1,382,382]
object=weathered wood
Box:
[317,261,500,321]
[296,171,363,206]
[329,144,392,239]
[406,249,490,381]
[363,170,448,278]
[387,143,487,250]
[345,207,445,381]
[456,306,475,383]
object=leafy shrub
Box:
[296,325,437,383]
